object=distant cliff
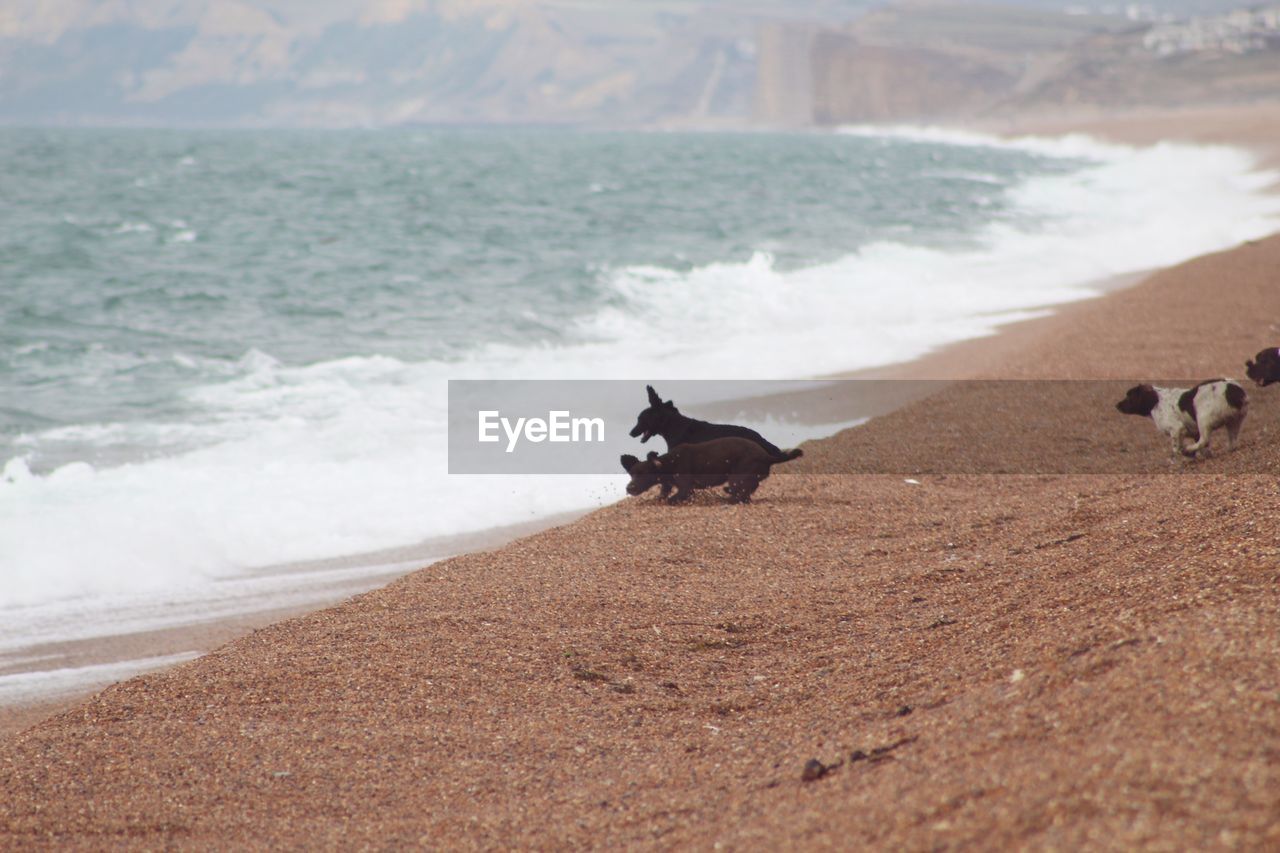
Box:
[810,33,1013,123]
[4,0,1276,127]
[752,23,818,127]
[0,0,818,127]
[754,2,1280,126]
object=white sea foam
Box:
[0,558,422,654]
[0,652,201,705]
[2,129,1278,631]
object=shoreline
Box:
[0,269,1156,738]
[0,511,589,737]
[2,103,1278,742]
[969,102,1280,171]
[1,230,1276,845]
[2,105,1280,845]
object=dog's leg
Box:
[1226,414,1245,451]
[666,476,693,503]
[1186,415,1218,458]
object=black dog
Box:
[620,437,802,504]
[629,385,784,455]
[1245,347,1280,387]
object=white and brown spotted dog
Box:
[1115,379,1248,459]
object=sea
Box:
[2,125,1278,673]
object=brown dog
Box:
[620,437,802,504]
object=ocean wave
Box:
[498,133,1279,379]
[3,130,1278,614]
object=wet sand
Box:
[0,513,590,738]
[1,106,1278,847]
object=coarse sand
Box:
[2,108,1278,849]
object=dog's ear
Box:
[620,454,639,472]
[646,385,661,406]
[646,451,660,462]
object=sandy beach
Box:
[1,105,1278,847]
[0,513,593,738]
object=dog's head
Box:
[629,385,677,443]
[1245,348,1280,387]
[1116,384,1159,417]
[620,450,663,496]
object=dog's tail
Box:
[770,448,803,464]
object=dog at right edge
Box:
[1115,379,1248,459]
[1245,347,1280,386]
